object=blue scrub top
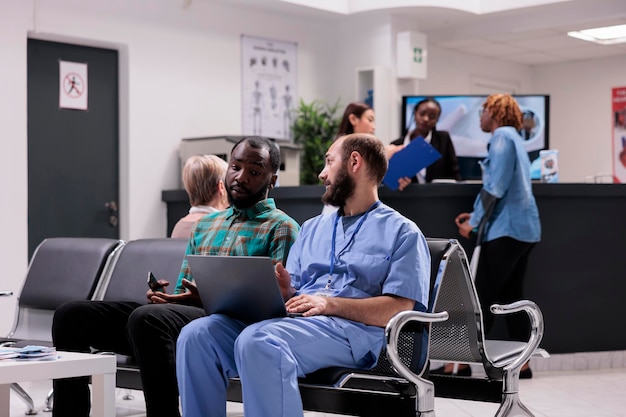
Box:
[285,202,431,365]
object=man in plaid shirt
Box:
[52,136,300,417]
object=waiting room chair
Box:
[1,237,123,415]
[427,240,547,417]
[94,238,189,391]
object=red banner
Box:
[613,86,626,183]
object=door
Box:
[28,39,119,258]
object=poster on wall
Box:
[59,60,88,111]
[612,86,626,183]
[241,35,297,140]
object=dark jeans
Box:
[475,237,536,342]
[51,300,205,417]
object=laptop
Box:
[187,255,299,324]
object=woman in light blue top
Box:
[446,94,541,379]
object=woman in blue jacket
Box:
[449,94,541,378]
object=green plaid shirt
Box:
[174,198,300,293]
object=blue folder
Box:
[382,136,442,190]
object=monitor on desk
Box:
[401,95,550,180]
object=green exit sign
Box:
[413,47,423,63]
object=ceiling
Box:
[419,0,626,66]
[219,0,626,66]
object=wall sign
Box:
[612,86,626,183]
[59,60,88,111]
[241,35,297,140]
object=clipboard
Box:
[382,136,442,190]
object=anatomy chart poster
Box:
[612,86,626,183]
[241,35,297,140]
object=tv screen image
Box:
[401,95,550,179]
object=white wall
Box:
[0,0,31,335]
[320,13,396,141]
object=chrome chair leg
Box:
[495,392,535,417]
[10,383,38,415]
[43,388,54,412]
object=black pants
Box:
[51,301,205,417]
[475,237,536,341]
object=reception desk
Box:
[162,183,626,354]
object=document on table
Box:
[0,345,57,361]
[382,136,442,190]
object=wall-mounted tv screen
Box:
[401,95,550,179]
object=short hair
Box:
[231,136,281,173]
[337,102,372,136]
[338,133,388,184]
[412,97,442,119]
[182,155,228,207]
[483,94,523,130]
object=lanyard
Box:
[326,201,380,290]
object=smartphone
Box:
[147,272,164,292]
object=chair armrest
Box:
[490,300,544,371]
[384,310,448,414]
[0,291,14,297]
[385,310,449,385]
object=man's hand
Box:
[146,279,171,302]
[286,293,415,327]
[148,279,202,307]
[275,262,296,300]
[285,294,329,317]
[275,263,416,327]
[275,263,323,316]
[455,212,474,239]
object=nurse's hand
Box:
[285,294,326,317]
[455,213,473,239]
[397,177,412,191]
[275,262,296,300]
[385,144,404,160]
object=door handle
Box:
[105,201,118,227]
[105,200,118,213]
[108,215,118,227]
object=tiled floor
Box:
[9,366,626,417]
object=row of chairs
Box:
[1,236,546,417]
[1,237,188,414]
[1,237,124,414]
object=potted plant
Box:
[292,98,341,185]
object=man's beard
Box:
[321,164,355,207]
[227,180,271,209]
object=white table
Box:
[0,351,116,417]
